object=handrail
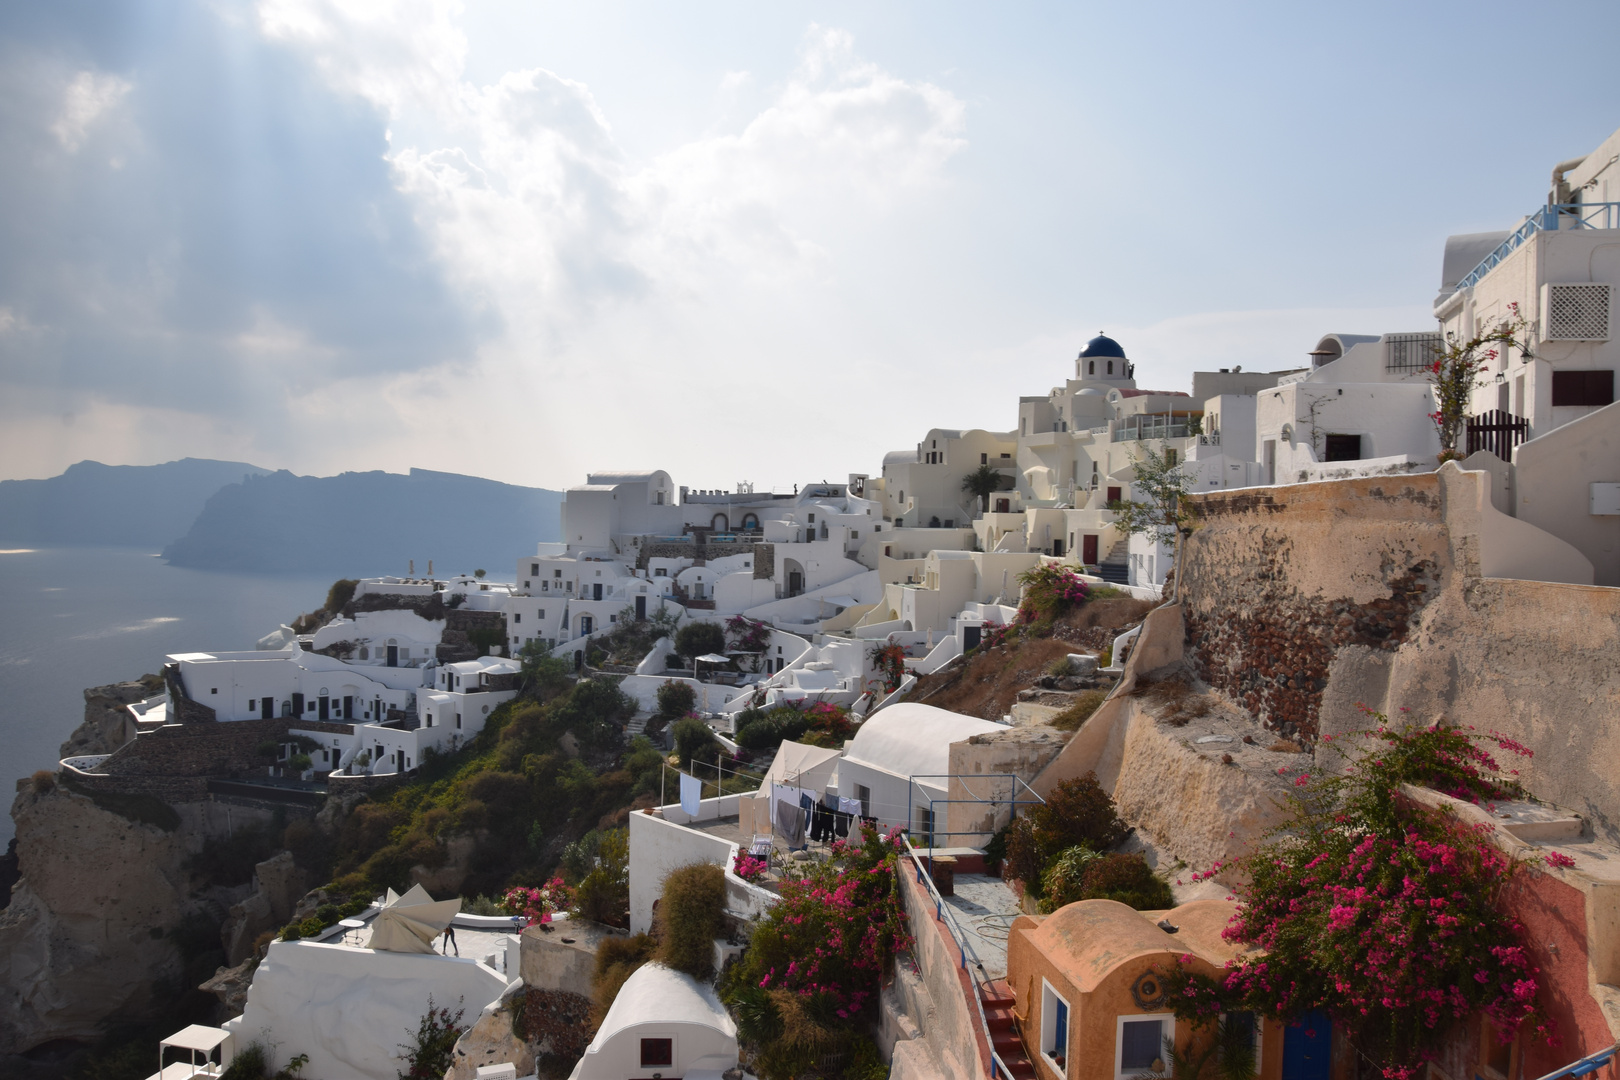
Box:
[1528,1042,1619,1080]
[901,834,1018,1080]
[1455,203,1620,292]
[907,773,1046,847]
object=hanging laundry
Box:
[833,811,852,839]
[679,771,701,817]
[838,796,862,817]
[810,801,835,842]
[774,799,805,847]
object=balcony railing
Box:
[1386,332,1444,374]
[1113,417,1191,442]
[1454,202,1620,292]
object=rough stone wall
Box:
[1179,479,1450,743]
[1178,466,1620,842]
[59,681,151,759]
[753,542,775,580]
[92,717,353,793]
[344,591,447,620]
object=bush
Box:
[655,680,696,721]
[396,996,465,1080]
[30,770,54,794]
[1050,689,1108,732]
[572,827,630,927]
[734,707,810,752]
[674,621,725,659]
[672,718,721,769]
[1003,773,1128,897]
[324,578,359,614]
[654,863,727,980]
[221,1041,268,1080]
[592,932,655,1019]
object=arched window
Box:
[741,513,759,530]
[1088,360,1095,375]
[711,513,729,531]
[1107,360,1114,375]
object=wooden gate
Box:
[1465,410,1529,460]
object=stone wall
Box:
[344,591,448,621]
[58,681,151,758]
[753,542,775,580]
[1178,465,1620,842]
[89,717,353,796]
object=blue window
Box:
[1122,1018,1166,1072]
[1054,998,1069,1050]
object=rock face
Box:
[220,853,309,966]
[445,983,536,1080]
[0,781,277,1054]
[58,681,151,760]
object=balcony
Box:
[1112,416,1193,442]
[1454,202,1620,292]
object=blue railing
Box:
[1454,203,1620,292]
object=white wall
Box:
[227,940,507,1080]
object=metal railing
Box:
[900,834,1019,1080]
[1454,202,1620,291]
[1386,332,1444,374]
[1113,417,1192,442]
[907,774,1046,849]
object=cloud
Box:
[51,69,130,151]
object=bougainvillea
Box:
[733,851,769,883]
[726,615,772,654]
[1016,563,1090,629]
[1155,718,1548,1079]
[726,822,911,1021]
[868,643,907,694]
[500,877,575,927]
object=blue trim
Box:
[1453,203,1620,292]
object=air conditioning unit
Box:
[1539,283,1612,342]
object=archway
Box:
[711,512,729,531]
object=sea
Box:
[0,546,352,846]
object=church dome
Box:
[1078,333,1126,359]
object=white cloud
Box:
[51,70,131,152]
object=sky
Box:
[2,0,1618,492]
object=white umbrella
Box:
[366,883,461,954]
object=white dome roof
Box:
[844,703,1003,779]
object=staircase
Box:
[982,979,1039,1079]
[1096,539,1131,585]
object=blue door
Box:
[1282,1011,1331,1080]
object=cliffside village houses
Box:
[120,126,1620,1080]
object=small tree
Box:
[1110,444,1192,548]
[961,463,1002,512]
[674,621,726,660]
[1420,305,1532,461]
[397,996,465,1080]
[673,717,722,769]
[518,639,571,700]
[473,568,486,579]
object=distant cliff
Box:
[0,458,269,548]
[162,467,564,575]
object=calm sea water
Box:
[0,547,353,845]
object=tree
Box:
[1420,305,1532,461]
[674,621,725,659]
[655,679,697,722]
[518,639,571,700]
[961,463,1002,512]
[473,568,486,579]
[654,863,727,980]
[1110,444,1192,548]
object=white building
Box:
[569,964,738,1080]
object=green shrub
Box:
[572,827,630,928]
[1075,851,1174,910]
[674,621,725,659]
[221,1042,268,1080]
[655,680,697,721]
[1003,773,1128,897]
[734,708,810,753]
[654,863,727,980]
[672,718,721,769]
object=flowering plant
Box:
[500,877,574,927]
[868,643,907,694]
[732,851,769,883]
[725,615,772,654]
[1419,304,1532,460]
[1016,563,1090,628]
[725,822,911,1021]
[1155,719,1548,1079]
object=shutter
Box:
[1541,284,1612,341]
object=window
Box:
[539,609,545,618]
[210,688,218,695]
[1107,360,1114,375]
[1480,1021,1517,1080]
[655,568,667,576]
[981,452,988,464]
[513,613,521,623]
[639,1038,674,1068]
[1552,370,1614,407]
[856,784,871,817]
[530,563,538,575]
[1042,980,1072,1075]
[1324,434,1362,462]
[1164,448,1178,467]
[1089,360,1096,375]
[554,569,562,578]
[1117,1014,1172,1079]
